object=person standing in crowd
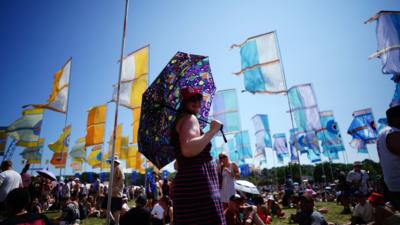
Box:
[1,188,53,225]
[20,164,31,189]
[120,195,150,225]
[219,152,240,209]
[171,87,226,225]
[377,105,400,211]
[109,157,125,225]
[0,161,23,204]
[346,161,369,196]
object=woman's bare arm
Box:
[178,115,221,158]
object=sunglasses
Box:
[187,95,203,103]
[219,156,227,159]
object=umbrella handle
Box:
[220,125,227,143]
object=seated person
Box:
[224,194,266,225]
[120,194,130,217]
[57,193,80,225]
[120,195,150,225]
[290,196,328,225]
[351,192,374,225]
[266,195,285,218]
[1,188,54,225]
[253,196,271,224]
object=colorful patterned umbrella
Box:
[138,52,216,169]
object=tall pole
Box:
[106,0,129,224]
[274,31,303,182]
[60,58,73,179]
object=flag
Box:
[391,83,400,107]
[20,148,42,164]
[126,145,145,174]
[70,137,86,160]
[213,89,241,134]
[71,160,83,172]
[234,131,252,160]
[273,133,289,157]
[48,125,71,153]
[318,111,345,154]
[377,118,388,132]
[232,31,286,94]
[132,108,141,144]
[366,11,400,76]
[225,139,238,163]
[350,139,369,154]
[119,136,129,160]
[30,59,71,113]
[288,84,322,132]
[108,124,122,157]
[16,138,44,148]
[210,138,223,159]
[0,127,7,155]
[112,46,149,109]
[347,108,378,145]
[87,145,102,168]
[7,108,44,145]
[305,131,321,163]
[85,105,107,147]
[239,164,251,177]
[251,114,272,161]
[289,129,299,164]
[50,152,68,168]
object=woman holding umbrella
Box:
[171,87,226,225]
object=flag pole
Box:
[59,57,73,180]
[274,31,303,182]
[106,0,129,224]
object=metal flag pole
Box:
[59,57,73,180]
[274,31,303,182]
[106,0,129,224]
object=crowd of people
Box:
[0,90,399,225]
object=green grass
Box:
[44,201,351,225]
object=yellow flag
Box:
[112,46,149,110]
[85,105,107,147]
[87,145,102,168]
[132,108,141,144]
[119,136,129,160]
[101,151,110,170]
[17,138,44,148]
[108,124,122,157]
[126,145,145,173]
[31,59,71,113]
[48,125,71,153]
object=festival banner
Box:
[234,131,253,161]
[30,59,71,113]
[87,145,102,168]
[251,114,272,162]
[318,111,345,155]
[0,127,8,155]
[213,89,241,134]
[85,104,107,147]
[232,31,286,94]
[7,108,44,145]
[48,125,71,153]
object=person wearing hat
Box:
[346,161,369,196]
[107,156,125,225]
[224,194,266,225]
[170,87,226,225]
[377,105,400,210]
[219,152,240,209]
[120,195,150,225]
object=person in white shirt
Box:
[377,105,400,210]
[151,202,164,225]
[346,161,369,196]
[351,192,375,225]
[0,160,23,203]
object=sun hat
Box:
[181,87,203,101]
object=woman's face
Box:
[219,155,228,165]
[185,98,202,115]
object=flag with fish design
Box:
[251,114,272,162]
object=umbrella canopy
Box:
[138,52,216,169]
[37,169,56,181]
[235,180,260,195]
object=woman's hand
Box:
[210,120,222,135]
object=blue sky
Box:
[0,0,398,175]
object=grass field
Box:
[45,201,351,225]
